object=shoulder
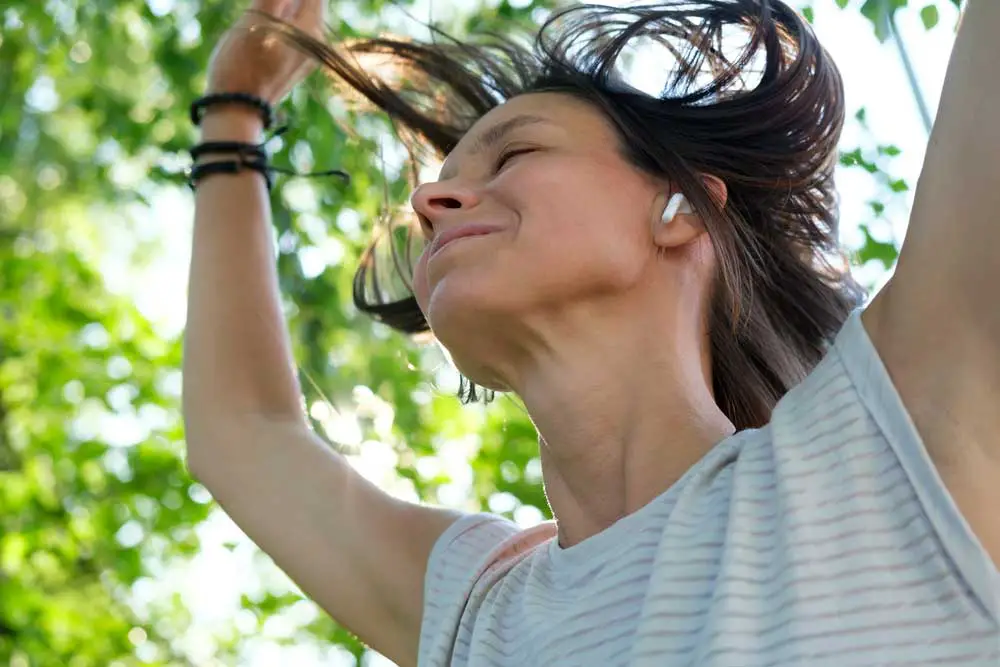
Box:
[762,296,1000,576]
[418,513,554,664]
[766,309,868,432]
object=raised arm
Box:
[863,0,1000,554]
[182,3,460,664]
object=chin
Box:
[456,364,510,392]
[448,348,511,392]
[424,277,516,388]
[426,273,501,328]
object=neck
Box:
[510,309,735,549]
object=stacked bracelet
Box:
[190,92,274,130]
[188,155,273,192]
[186,92,351,192]
[190,140,267,162]
[187,94,274,190]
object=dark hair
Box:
[266,0,866,431]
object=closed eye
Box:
[495,147,536,172]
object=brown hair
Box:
[266,0,866,431]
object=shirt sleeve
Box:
[418,512,523,665]
[834,307,1000,622]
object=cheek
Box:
[411,158,655,333]
[523,226,647,299]
[514,166,652,287]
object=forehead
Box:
[439,93,617,175]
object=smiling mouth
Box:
[429,225,503,257]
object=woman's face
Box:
[410,92,668,385]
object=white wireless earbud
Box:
[660,192,693,226]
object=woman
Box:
[182,0,999,665]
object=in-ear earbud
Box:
[660,192,693,226]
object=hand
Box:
[205,0,328,105]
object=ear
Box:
[652,175,728,250]
[702,174,728,209]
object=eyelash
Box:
[495,147,535,172]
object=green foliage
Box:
[1,0,549,664]
[860,0,909,42]
[841,0,962,41]
[920,4,940,29]
[0,0,952,664]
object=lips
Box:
[428,223,503,257]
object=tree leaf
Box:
[920,4,940,29]
[857,224,901,269]
[860,0,909,42]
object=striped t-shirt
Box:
[417,308,1000,666]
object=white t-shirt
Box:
[417,308,1000,666]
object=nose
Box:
[410,180,481,237]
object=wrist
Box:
[199,108,266,144]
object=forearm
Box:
[182,108,306,439]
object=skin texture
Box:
[410,93,736,548]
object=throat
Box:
[539,414,733,549]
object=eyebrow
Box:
[470,114,551,155]
[439,114,551,180]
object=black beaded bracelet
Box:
[190,92,274,130]
[190,140,267,162]
[188,159,273,192]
